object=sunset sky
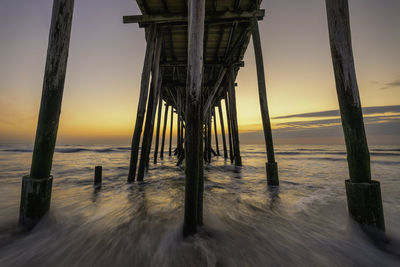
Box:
[0,0,399,144]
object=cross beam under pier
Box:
[123,10,265,27]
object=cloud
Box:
[272,105,400,120]
[380,78,400,90]
[240,105,400,144]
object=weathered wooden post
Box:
[250,17,279,185]
[137,33,163,182]
[227,66,242,166]
[207,111,212,162]
[326,0,385,231]
[146,86,161,168]
[213,107,220,156]
[224,94,234,162]
[137,80,162,180]
[177,90,182,154]
[184,0,205,236]
[19,0,75,228]
[169,108,174,156]
[153,97,163,164]
[203,116,208,161]
[181,113,185,148]
[160,104,169,159]
[218,101,228,159]
[94,166,102,187]
[128,24,157,183]
[197,129,204,226]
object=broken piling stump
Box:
[94,166,102,187]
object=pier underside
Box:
[125,0,267,175]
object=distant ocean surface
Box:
[0,144,399,266]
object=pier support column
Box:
[184,0,205,236]
[213,107,220,156]
[224,93,234,162]
[326,0,384,231]
[250,17,279,185]
[204,114,209,162]
[128,24,157,183]
[19,0,74,228]
[160,104,169,159]
[207,111,212,162]
[153,97,163,164]
[177,90,182,154]
[137,32,163,182]
[218,101,228,159]
[227,66,242,166]
[169,108,174,156]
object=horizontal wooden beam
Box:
[163,82,222,88]
[160,61,244,68]
[123,9,265,26]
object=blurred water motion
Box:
[0,144,399,266]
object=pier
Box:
[18,0,385,236]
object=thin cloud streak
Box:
[380,79,400,90]
[272,105,400,120]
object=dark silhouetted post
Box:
[160,104,169,159]
[94,166,102,187]
[224,94,234,162]
[204,112,209,162]
[137,33,163,182]
[250,17,279,185]
[184,0,205,236]
[177,90,182,153]
[207,111,212,162]
[169,108,174,156]
[153,97,163,163]
[218,101,228,159]
[19,0,75,228]
[326,0,384,231]
[146,84,161,168]
[227,66,242,166]
[213,107,220,156]
[128,24,157,183]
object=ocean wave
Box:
[0,147,128,154]
[1,146,399,158]
[1,149,32,153]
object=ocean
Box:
[0,144,399,266]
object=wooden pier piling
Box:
[218,102,228,159]
[177,90,182,154]
[184,0,205,236]
[204,115,209,162]
[146,86,162,168]
[160,104,169,159]
[224,94,234,162]
[19,0,75,228]
[137,33,163,182]
[207,112,212,162]
[213,108,220,156]
[326,0,385,231]
[227,66,242,166]
[169,108,174,156]
[128,24,157,183]
[153,97,163,164]
[250,17,279,185]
